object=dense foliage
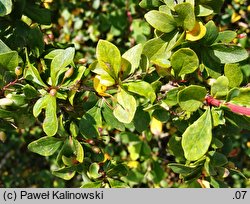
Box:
[0,0,249,188]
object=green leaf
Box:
[178,85,207,112]
[174,3,196,31]
[196,5,213,17]
[201,48,222,78]
[224,64,243,88]
[168,163,198,176]
[88,163,102,179]
[72,138,84,163]
[24,50,47,87]
[28,25,45,57]
[79,105,102,139]
[33,95,49,117]
[145,10,177,33]
[128,141,142,160]
[43,95,58,136]
[133,106,150,133]
[199,0,224,13]
[50,47,75,86]
[52,167,76,180]
[122,44,143,74]
[0,0,12,16]
[229,88,250,108]
[163,87,183,106]
[70,122,79,137]
[125,81,156,103]
[107,164,128,177]
[107,178,129,188]
[96,40,121,79]
[14,111,35,129]
[152,107,170,122]
[0,51,18,71]
[211,76,229,98]
[81,181,102,188]
[210,44,248,64]
[0,109,13,118]
[215,31,237,43]
[28,136,63,156]
[102,102,125,131]
[23,84,39,99]
[139,0,162,9]
[208,151,228,167]
[142,37,167,60]
[182,108,212,161]
[113,88,136,124]
[171,48,199,76]
[24,2,51,25]
[201,21,219,45]
[168,136,185,162]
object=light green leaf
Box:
[28,136,63,156]
[72,138,84,163]
[52,167,76,180]
[210,44,248,64]
[211,76,229,98]
[81,182,102,188]
[89,163,102,179]
[215,31,237,43]
[128,141,142,161]
[113,88,137,124]
[96,40,121,80]
[125,81,156,103]
[196,5,213,17]
[107,178,129,188]
[229,88,250,108]
[182,108,212,161]
[145,10,177,33]
[178,85,207,112]
[0,0,13,16]
[33,95,50,117]
[174,3,196,31]
[122,44,143,74]
[139,0,162,9]
[50,47,75,86]
[224,64,243,88]
[43,95,58,136]
[171,48,199,76]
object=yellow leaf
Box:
[127,161,139,168]
[198,179,210,188]
[150,117,162,136]
[186,21,206,41]
[231,12,241,23]
[93,75,110,97]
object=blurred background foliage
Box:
[0,0,249,187]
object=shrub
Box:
[0,0,249,187]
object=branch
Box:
[205,95,250,116]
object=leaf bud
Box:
[64,67,74,79]
[49,88,57,96]
[0,131,7,143]
[15,66,23,76]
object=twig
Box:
[205,95,250,116]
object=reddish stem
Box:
[205,95,250,116]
